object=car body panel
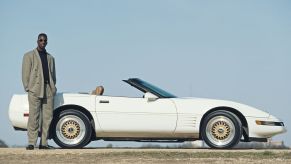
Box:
[8,78,286,145]
[95,96,177,137]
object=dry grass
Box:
[0,148,290,164]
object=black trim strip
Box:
[13,127,27,131]
[248,137,268,142]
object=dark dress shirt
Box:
[38,50,50,84]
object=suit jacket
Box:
[22,48,57,98]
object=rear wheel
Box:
[52,110,92,148]
[201,110,242,148]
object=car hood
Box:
[171,97,270,118]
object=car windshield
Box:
[132,78,177,98]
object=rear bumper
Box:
[9,95,29,130]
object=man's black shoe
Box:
[26,145,34,150]
[39,145,55,149]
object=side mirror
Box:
[144,92,158,102]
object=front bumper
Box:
[247,115,287,139]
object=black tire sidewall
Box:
[201,110,242,149]
[52,110,92,148]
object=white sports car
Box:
[9,78,286,149]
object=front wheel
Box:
[201,110,242,149]
[52,110,92,148]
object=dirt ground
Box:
[0,148,290,164]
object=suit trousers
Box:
[27,84,53,146]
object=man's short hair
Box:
[38,33,47,39]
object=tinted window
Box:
[134,79,177,98]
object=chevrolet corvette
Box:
[8,78,286,148]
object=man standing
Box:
[22,33,57,150]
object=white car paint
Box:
[8,78,287,148]
[95,96,177,135]
[9,93,286,139]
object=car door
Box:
[95,95,177,137]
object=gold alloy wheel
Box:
[56,115,86,145]
[211,120,230,140]
[61,120,81,139]
[205,115,235,146]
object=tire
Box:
[201,110,242,149]
[52,109,92,148]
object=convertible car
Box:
[9,78,286,149]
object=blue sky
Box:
[0,0,290,147]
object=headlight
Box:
[255,120,284,126]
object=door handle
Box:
[99,100,109,103]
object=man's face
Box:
[37,36,47,49]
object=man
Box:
[22,33,57,150]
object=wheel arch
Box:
[48,104,95,139]
[199,106,249,141]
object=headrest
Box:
[91,86,104,95]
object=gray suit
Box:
[22,49,56,98]
[22,48,57,146]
